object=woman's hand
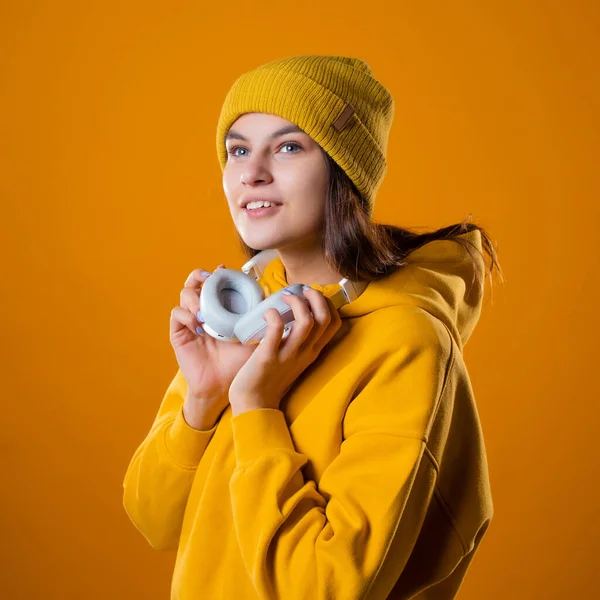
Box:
[228,286,343,415]
[170,265,256,422]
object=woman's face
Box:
[222,112,330,254]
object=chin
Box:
[240,229,287,250]
[240,236,278,252]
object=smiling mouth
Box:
[243,204,282,218]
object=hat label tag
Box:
[332,102,355,132]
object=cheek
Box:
[285,163,328,197]
[222,169,234,196]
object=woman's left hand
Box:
[228,287,343,415]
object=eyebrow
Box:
[224,124,305,144]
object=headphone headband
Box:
[241,249,368,309]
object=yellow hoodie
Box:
[123,228,493,599]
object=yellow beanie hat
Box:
[215,54,394,214]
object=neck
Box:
[276,246,344,287]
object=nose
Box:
[239,154,273,186]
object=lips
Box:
[240,200,282,208]
[243,204,282,219]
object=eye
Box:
[279,142,302,153]
[226,141,303,158]
[228,146,248,157]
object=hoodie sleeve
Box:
[122,369,221,551]
[228,314,452,599]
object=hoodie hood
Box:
[257,229,485,352]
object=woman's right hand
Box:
[170,265,257,425]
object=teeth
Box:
[246,201,275,210]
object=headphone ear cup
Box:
[234,283,306,345]
[199,269,265,342]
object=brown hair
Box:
[235,149,504,296]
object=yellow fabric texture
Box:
[215,54,394,215]
[122,228,493,599]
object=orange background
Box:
[1,1,598,598]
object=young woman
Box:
[123,54,503,599]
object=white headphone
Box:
[199,249,368,345]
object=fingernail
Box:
[201,271,212,277]
[302,285,311,290]
[196,310,204,322]
[195,326,204,335]
[282,290,292,295]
